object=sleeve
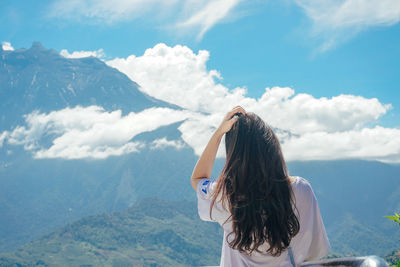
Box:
[196,178,230,224]
[303,182,331,261]
[305,195,331,261]
[291,178,330,263]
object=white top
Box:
[197,176,330,267]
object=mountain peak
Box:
[30,42,45,51]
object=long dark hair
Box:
[210,112,300,256]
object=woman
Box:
[190,106,330,267]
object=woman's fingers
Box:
[233,105,246,112]
[232,106,246,116]
[226,106,246,121]
[228,115,239,127]
[219,115,238,134]
[217,106,246,134]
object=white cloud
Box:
[177,0,241,39]
[50,0,177,23]
[0,131,8,147]
[49,0,241,39]
[1,41,14,51]
[6,106,192,159]
[150,137,186,150]
[60,48,105,59]
[107,43,234,113]
[281,126,400,164]
[297,0,400,29]
[251,88,391,134]
[295,0,400,50]
[107,43,400,163]
[36,142,144,160]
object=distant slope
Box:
[0,198,223,266]
[328,214,398,256]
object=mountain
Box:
[0,131,203,253]
[0,42,188,252]
[0,198,223,266]
[0,43,399,258]
[0,42,173,130]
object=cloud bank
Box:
[49,0,242,39]
[4,106,191,159]
[295,0,400,50]
[107,43,400,163]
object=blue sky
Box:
[1,0,400,162]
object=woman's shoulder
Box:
[290,176,315,200]
[290,176,311,187]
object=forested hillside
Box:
[0,199,223,266]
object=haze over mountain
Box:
[0,43,399,260]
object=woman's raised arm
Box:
[190,106,245,190]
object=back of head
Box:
[211,112,299,256]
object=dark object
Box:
[301,256,389,267]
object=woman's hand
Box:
[216,106,246,135]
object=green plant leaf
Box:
[396,259,400,267]
[384,216,400,223]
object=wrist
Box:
[214,128,225,139]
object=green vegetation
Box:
[0,198,223,266]
[385,213,400,226]
[384,250,400,267]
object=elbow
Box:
[191,177,199,191]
